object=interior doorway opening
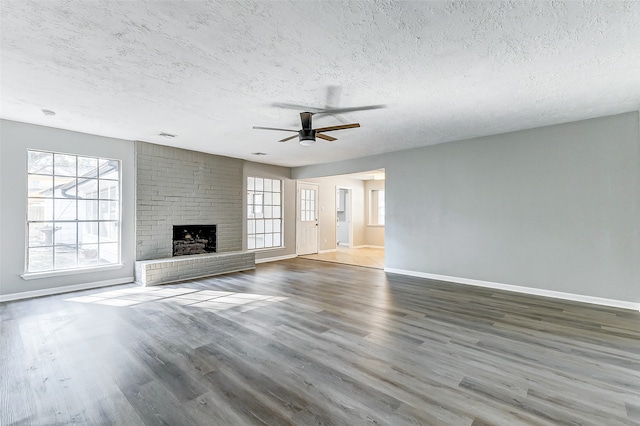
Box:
[336,187,352,247]
[297,169,385,269]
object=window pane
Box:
[28,198,53,221]
[54,154,76,176]
[78,179,98,199]
[78,200,98,221]
[55,245,77,269]
[28,247,53,271]
[28,223,51,247]
[78,157,98,178]
[54,199,76,220]
[55,222,77,246]
[26,151,121,273]
[99,159,119,180]
[79,222,99,245]
[264,206,273,219]
[100,201,119,221]
[274,233,281,246]
[28,151,53,175]
[28,174,53,197]
[79,244,99,267]
[54,176,76,198]
[247,177,282,251]
[99,243,119,264]
[99,180,119,200]
[99,222,119,243]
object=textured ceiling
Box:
[1,1,639,167]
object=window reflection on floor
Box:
[65,286,288,312]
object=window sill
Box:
[367,224,385,228]
[21,264,124,281]
[248,246,286,253]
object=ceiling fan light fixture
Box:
[299,129,316,147]
[299,138,316,147]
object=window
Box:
[369,189,385,226]
[26,150,121,273]
[247,177,282,250]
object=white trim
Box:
[384,268,640,312]
[248,246,286,253]
[351,245,385,249]
[21,263,124,280]
[319,249,337,254]
[255,254,297,264]
[0,277,134,303]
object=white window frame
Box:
[24,150,122,276]
[247,177,284,250]
[369,189,385,226]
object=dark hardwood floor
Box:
[1,259,639,425]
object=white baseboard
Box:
[318,249,337,254]
[383,268,640,311]
[0,277,134,303]
[255,254,297,264]
[351,245,385,249]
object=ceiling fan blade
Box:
[278,135,299,143]
[314,104,386,115]
[272,102,323,113]
[253,126,298,132]
[300,112,312,130]
[314,123,360,132]
[316,133,337,142]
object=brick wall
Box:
[135,142,243,260]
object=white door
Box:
[296,182,319,255]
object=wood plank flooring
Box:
[1,258,639,425]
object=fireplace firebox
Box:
[172,225,217,256]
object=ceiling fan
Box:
[253,112,361,146]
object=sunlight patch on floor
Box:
[65,286,288,313]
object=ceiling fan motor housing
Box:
[299,129,316,146]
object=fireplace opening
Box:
[172,225,217,256]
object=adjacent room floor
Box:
[299,246,385,269]
[1,259,639,425]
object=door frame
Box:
[296,181,319,255]
[335,186,353,248]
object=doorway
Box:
[336,187,352,247]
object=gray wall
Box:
[136,142,243,260]
[293,112,640,303]
[0,120,135,297]
[243,161,296,261]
